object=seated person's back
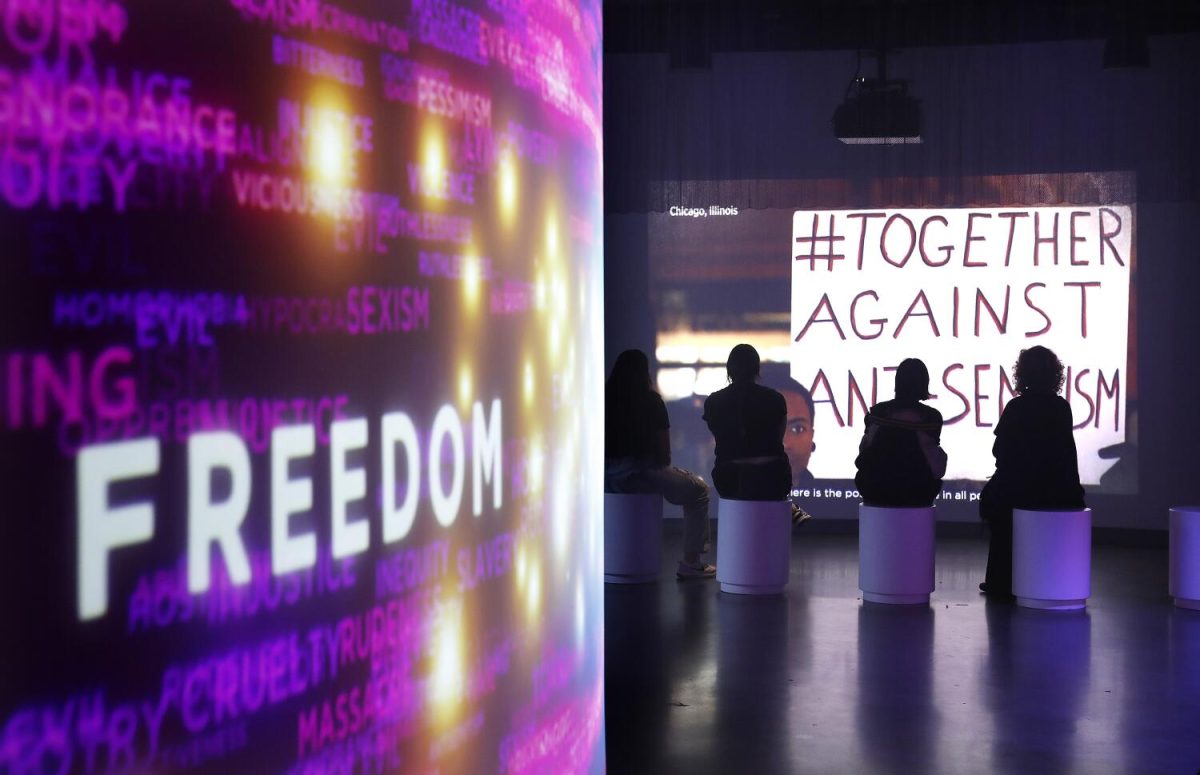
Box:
[606,376,668,469]
[703,344,791,500]
[855,359,947,507]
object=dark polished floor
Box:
[604,525,1200,775]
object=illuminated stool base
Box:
[1013,508,1092,611]
[858,504,936,605]
[1170,507,1200,610]
[716,499,791,595]
[604,493,664,584]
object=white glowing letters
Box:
[77,401,502,620]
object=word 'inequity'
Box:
[78,401,504,619]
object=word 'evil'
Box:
[78,401,503,619]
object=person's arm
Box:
[920,408,948,479]
[653,394,671,467]
[858,419,878,455]
[1060,400,1085,506]
[656,429,671,467]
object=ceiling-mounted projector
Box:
[833,79,922,145]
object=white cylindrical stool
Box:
[1013,508,1092,610]
[1169,507,1200,610]
[716,499,791,595]
[604,493,663,583]
[858,504,936,605]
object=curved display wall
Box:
[0,1,605,771]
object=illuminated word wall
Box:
[0,0,605,772]
[792,205,1132,485]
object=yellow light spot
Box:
[462,254,481,308]
[308,112,351,185]
[498,151,518,220]
[428,602,464,714]
[516,543,527,586]
[457,364,472,407]
[546,218,559,258]
[423,129,446,181]
[525,560,542,616]
[553,275,567,316]
[535,274,546,311]
[529,441,544,493]
[523,360,535,404]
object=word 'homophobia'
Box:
[77,401,503,620]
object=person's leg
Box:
[644,466,711,564]
[983,506,1014,597]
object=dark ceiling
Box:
[604,0,1200,65]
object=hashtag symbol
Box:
[795,213,845,271]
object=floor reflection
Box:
[604,532,1200,774]
[856,602,939,774]
[981,603,1092,774]
[715,591,793,773]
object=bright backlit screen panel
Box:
[0,1,605,772]
[650,175,1136,515]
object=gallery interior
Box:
[1,0,1199,772]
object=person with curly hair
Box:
[979,346,1086,599]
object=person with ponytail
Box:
[703,345,798,511]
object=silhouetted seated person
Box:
[854,358,947,507]
[704,345,807,526]
[605,349,715,580]
[979,346,1086,599]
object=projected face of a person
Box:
[781,391,814,481]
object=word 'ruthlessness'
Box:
[77,401,503,620]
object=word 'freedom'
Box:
[77,401,502,620]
